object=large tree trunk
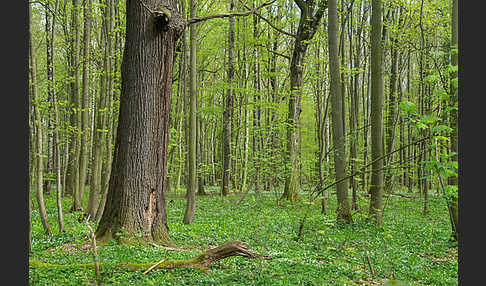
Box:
[328,0,352,223]
[95,0,185,245]
[369,0,384,226]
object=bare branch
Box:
[269,49,291,60]
[186,0,276,24]
[143,251,168,274]
[238,0,295,38]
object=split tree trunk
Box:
[95,0,185,245]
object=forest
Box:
[28,0,458,285]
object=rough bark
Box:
[95,0,185,245]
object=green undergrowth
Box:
[29,187,457,285]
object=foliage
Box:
[30,190,457,285]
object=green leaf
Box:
[431,125,453,133]
[415,122,428,130]
[424,74,438,83]
[420,114,439,124]
[399,101,417,114]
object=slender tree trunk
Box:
[30,5,52,234]
[329,0,352,222]
[385,9,399,191]
[447,0,458,241]
[221,0,236,196]
[44,0,59,196]
[94,98,115,222]
[45,0,65,231]
[77,0,93,210]
[197,108,206,195]
[88,0,113,220]
[369,0,384,226]
[252,10,261,195]
[282,0,327,201]
[184,0,197,224]
[66,0,82,211]
[240,34,250,195]
[348,5,359,211]
[315,46,326,214]
[418,0,429,215]
[95,0,116,222]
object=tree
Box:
[95,0,273,244]
[281,0,328,201]
[183,0,198,224]
[221,0,236,197]
[447,0,458,241]
[65,0,82,211]
[78,0,93,209]
[328,0,352,222]
[30,2,52,235]
[88,0,114,220]
[95,0,186,245]
[369,0,384,226]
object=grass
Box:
[29,187,457,285]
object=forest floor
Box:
[29,187,457,285]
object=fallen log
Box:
[30,241,271,272]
